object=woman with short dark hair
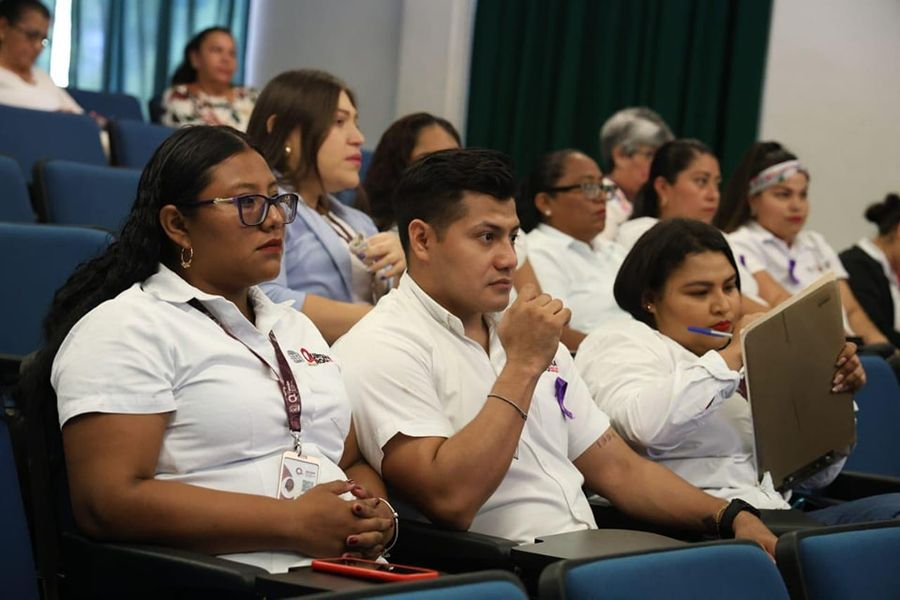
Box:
[576,218,900,525]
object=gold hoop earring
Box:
[180,246,193,269]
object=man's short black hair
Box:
[392,148,517,253]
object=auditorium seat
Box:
[0,155,35,223]
[300,570,528,599]
[0,418,39,600]
[777,520,900,600]
[32,160,140,232]
[844,355,900,477]
[67,88,144,122]
[108,120,174,169]
[0,223,112,360]
[0,105,106,184]
[539,541,789,600]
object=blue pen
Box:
[687,326,733,339]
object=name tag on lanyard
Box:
[278,452,320,499]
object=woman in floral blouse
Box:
[161,27,257,131]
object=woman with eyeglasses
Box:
[0,0,82,112]
[24,126,396,573]
[246,70,406,344]
[518,149,630,350]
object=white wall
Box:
[245,0,474,149]
[759,0,900,251]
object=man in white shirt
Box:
[334,148,776,554]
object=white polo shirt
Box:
[729,222,848,294]
[52,265,352,573]
[575,318,844,509]
[526,224,629,334]
[333,274,609,544]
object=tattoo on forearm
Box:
[594,429,617,450]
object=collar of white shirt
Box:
[746,220,816,253]
[534,223,619,258]
[399,271,502,339]
[142,264,295,333]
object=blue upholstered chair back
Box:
[302,570,528,599]
[66,88,144,122]
[108,120,175,169]
[0,223,112,357]
[0,155,35,222]
[34,160,141,233]
[0,105,106,184]
[540,542,789,600]
[845,355,900,476]
[777,521,900,600]
[0,419,39,600]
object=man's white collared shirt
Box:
[526,224,629,334]
[52,265,352,573]
[333,274,610,544]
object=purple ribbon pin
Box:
[555,377,573,419]
[787,258,800,285]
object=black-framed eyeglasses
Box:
[178,192,300,226]
[545,181,618,200]
[12,24,49,47]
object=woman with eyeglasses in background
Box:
[161,27,257,131]
[518,149,630,351]
[0,0,82,112]
[23,125,396,573]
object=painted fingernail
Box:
[373,498,381,507]
[353,504,363,514]
[347,536,359,546]
[836,357,847,367]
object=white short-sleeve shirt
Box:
[575,318,845,508]
[729,222,849,294]
[333,274,610,544]
[0,65,83,113]
[526,224,629,334]
[52,265,352,573]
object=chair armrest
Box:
[61,531,266,598]
[389,518,517,573]
[820,470,900,500]
[587,495,702,541]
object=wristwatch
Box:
[718,498,761,538]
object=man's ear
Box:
[159,205,192,252]
[408,219,435,264]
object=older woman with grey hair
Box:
[598,107,673,241]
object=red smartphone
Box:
[310,557,439,582]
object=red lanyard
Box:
[188,299,303,440]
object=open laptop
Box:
[742,273,856,492]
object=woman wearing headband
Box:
[716,141,889,346]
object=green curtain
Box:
[66,0,250,108]
[466,0,773,181]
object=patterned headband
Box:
[748,160,809,196]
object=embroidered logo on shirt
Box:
[546,360,559,373]
[288,347,333,366]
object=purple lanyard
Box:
[188,299,303,435]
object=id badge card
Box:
[277,451,320,500]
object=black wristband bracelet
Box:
[718,498,761,538]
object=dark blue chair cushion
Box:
[108,120,175,170]
[0,154,35,222]
[0,105,106,184]
[35,160,140,233]
[0,419,39,600]
[0,223,112,356]
[66,88,144,122]
[845,355,900,476]
[561,544,788,600]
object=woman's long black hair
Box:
[19,125,253,469]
